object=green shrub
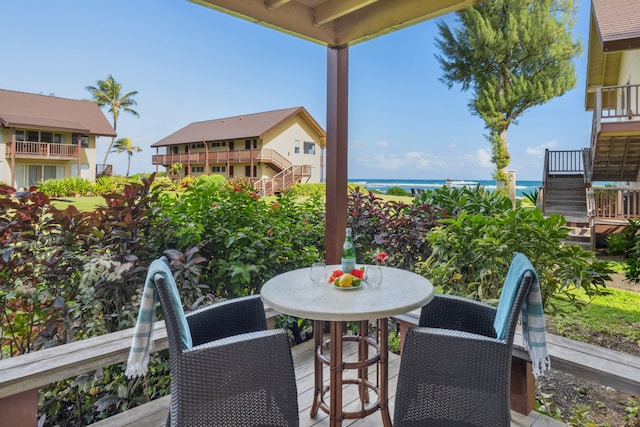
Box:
[285,182,326,197]
[386,186,408,197]
[37,177,95,197]
[417,208,612,314]
[347,187,443,269]
[522,188,539,205]
[606,219,640,256]
[160,181,326,297]
[417,184,513,217]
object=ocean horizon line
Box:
[348,178,542,197]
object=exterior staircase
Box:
[543,174,592,250]
[543,175,588,222]
[254,165,311,196]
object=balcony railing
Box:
[591,84,640,162]
[5,141,79,159]
[593,187,640,220]
[96,164,113,177]
[151,148,293,171]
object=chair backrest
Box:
[154,273,190,361]
[494,253,535,345]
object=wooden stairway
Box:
[543,174,592,250]
[543,175,588,221]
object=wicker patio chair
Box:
[393,258,535,427]
[154,273,299,427]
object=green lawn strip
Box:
[549,287,640,344]
[50,196,105,211]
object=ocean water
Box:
[350,178,542,198]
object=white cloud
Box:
[526,140,558,157]
[448,143,456,150]
[355,151,447,171]
[375,140,389,148]
[464,148,493,168]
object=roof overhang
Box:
[0,114,92,134]
[585,0,640,110]
[188,0,477,48]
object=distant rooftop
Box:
[151,106,325,147]
[0,89,116,136]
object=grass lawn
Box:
[50,196,105,211]
[549,286,640,344]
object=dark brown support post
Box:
[510,356,535,414]
[325,46,349,264]
[204,138,209,175]
[0,389,38,427]
[10,129,16,188]
[77,136,82,179]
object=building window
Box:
[294,147,300,154]
[304,142,316,154]
[71,134,89,148]
[191,166,204,173]
[211,166,226,173]
[41,132,53,143]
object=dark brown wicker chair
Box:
[154,272,299,427]
[393,264,534,427]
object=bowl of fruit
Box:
[328,267,365,289]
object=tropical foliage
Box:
[0,178,617,424]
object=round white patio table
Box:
[260,265,434,427]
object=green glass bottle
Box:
[341,227,356,272]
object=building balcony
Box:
[152,148,292,172]
[590,84,640,182]
[5,141,80,161]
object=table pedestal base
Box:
[310,318,391,427]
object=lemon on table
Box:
[338,273,354,287]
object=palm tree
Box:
[111,137,142,177]
[86,75,139,165]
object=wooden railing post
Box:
[0,388,38,427]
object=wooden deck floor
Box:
[91,337,566,427]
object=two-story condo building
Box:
[151,106,326,195]
[0,89,116,189]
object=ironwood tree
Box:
[435,0,582,182]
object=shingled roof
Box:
[0,89,116,136]
[151,106,325,147]
[592,0,640,51]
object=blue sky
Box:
[2,0,593,181]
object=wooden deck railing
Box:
[544,149,585,176]
[2,304,639,427]
[5,141,79,159]
[0,307,280,427]
[598,84,640,122]
[593,187,640,220]
[591,84,640,159]
[96,164,113,177]
[151,148,293,172]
